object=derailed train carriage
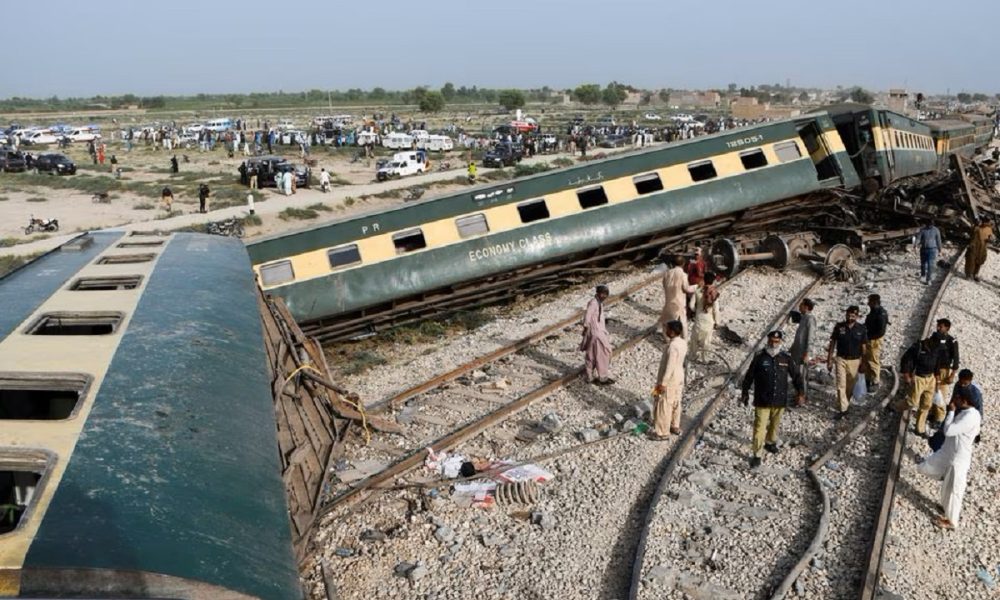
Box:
[0,232,300,599]
[246,103,992,341]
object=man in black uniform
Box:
[928,318,960,426]
[741,331,805,468]
[896,337,942,436]
[863,294,889,391]
[826,305,869,419]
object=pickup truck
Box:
[0,149,28,172]
[481,144,523,168]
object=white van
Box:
[68,127,102,143]
[382,132,415,150]
[421,134,454,152]
[356,131,379,146]
[205,118,233,132]
[376,151,428,181]
[23,129,59,145]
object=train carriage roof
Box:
[1,232,299,599]
[925,119,976,134]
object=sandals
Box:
[647,433,670,441]
[933,516,954,530]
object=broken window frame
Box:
[0,372,91,421]
[739,149,769,170]
[687,160,717,182]
[516,199,550,223]
[392,228,428,255]
[0,450,55,536]
[24,312,124,336]
[96,253,155,265]
[633,172,664,195]
[69,275,143,291]
[576,186,609,209]
[116,240,165,249]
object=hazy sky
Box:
[6,0,998,98]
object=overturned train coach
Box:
[246,105,992,340]
[0,232,300,599]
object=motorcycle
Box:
[25,215,59,235]
[205,217,245,238]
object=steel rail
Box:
[858,250,961,600]
[626,274,824,600]
[365,272,663,413]
[318,268,753,516]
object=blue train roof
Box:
[1,232,299,599]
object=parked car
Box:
[644,112,662,120]
[34,153,76,174]
[0,149,28,172]
[67,128,102,142]
[599,134,629,148]
[482,143,523,168]
[22,130,60,145]
[244,156,310,188]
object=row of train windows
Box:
[947,135,974,149]
[894,130,932,151]
[259,143,803,286]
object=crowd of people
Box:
[579,227,992,529]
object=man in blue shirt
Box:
[916,221,943,285]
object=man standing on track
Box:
[741,331,805,468]
[897,337,941,437]
[863,294,889,391]
[826,305,868,419]
[928,318,960,427]
[916,220,943,285]
[579,285,614,385]
[661,254,697,338]
[916,385,981,529]
[689,272,720,363]
[788,298,816,399]
[651,320,687,440]
[964,216,992,281]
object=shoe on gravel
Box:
[933,516,955,530]
[764,443,779,454]
[669,427,682,435]
[749,456,762,468]
[835,410,849,421]
[647,433,670,442]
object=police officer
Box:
[863,294,889,391]
[896,336,942,437]
[928,318,960,426]
[826,305,869,419]
[741,331,804,468]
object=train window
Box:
[687,160,717,182]
[577,186,608,209]
[116,240,164,249]
[26,312,123,336]
[70,275,143,291]
[260,260,295,286]
[894,131,901,147]
[392,229,427,254]
[774,141,802,162]
[517,199,550,223]
[456,214,490,238]
[327,245,362,270]
[97,253,155,265]
[0,373,89,420]
[633,173,664,195]
[0,453,49,535]
[739,149,768,170]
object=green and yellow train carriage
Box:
[926,119,978,161]
[957,113,994,150]
[0,232,299,599]
[821,103,937,192]
[247,113,859,334]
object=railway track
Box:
[318,267,704,515]
[627,248,960,600]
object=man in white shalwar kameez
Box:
[916,386,982,529]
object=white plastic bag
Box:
[932,390,945,408]
[851,375,868,403]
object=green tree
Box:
[573,83,602,105]
[369,87,387,101]
[419,90,446,112]
[602,82,628,108]
[798,91,809,102]
[440,82,456,101]
[498,89,526,111]
[957,92,972,103]
[658,89,670,104]
[971,93,988,102]
[727,83,738,93]
[849,87,874,104]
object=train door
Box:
[796,121,841,183]
[877,112,895,182]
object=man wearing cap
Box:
[579,285,614,385]
[651,319,687,439]
[826,305,869,418]
[928,318,960,426]
[863,294,889,391]
[741,331,805,468]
